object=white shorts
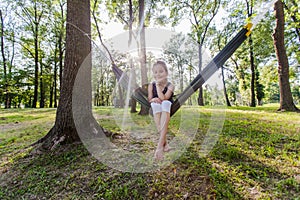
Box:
[151,100,172,114]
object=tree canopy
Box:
[0,0,299,110]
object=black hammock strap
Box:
[112,23,253,116]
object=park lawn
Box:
[0,105,299,199]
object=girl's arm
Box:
[148,83,162,103]
[156,83,174,101]
[148,83,153,102]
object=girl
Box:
[148,61,174,160]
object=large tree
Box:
[273,0,299,112]
[35,0,98,149]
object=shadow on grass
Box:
[0,139,250,200]
[0,141,232,200]
[210,135,299,199]
[179,148,245,200]
[0,143,150,199]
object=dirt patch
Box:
[0,119,54,133]
[0,122,23,133]
[93,113,114,120]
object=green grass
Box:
[0,108,56,124]
[0,105,299,199]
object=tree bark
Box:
[249,35,256,107]
[138,0,149,115]
[53,46,58,108]
[273,0,299,112]
[58,2,65,106]
[129,0,137,113]
[197,44,204,106]
[130,61,137,113]
[49,69,54,108]
[40,61,45,108]
[221,66,231,106]
[0,10,10,108]
[32,2,39,108]
[35,0,103,150]
[245,0,256,107]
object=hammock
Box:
[113,23,253,116]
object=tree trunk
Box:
[58,5,64,101]
[32,3,39,108]
[249,35,256,107]
[40,61,45,108]
[138,0,149,115]
[128,0,137,113]
[53,47,58,108]
[245,0,256,107]
[221,66,231,106]
[179,64,184,92]
[130,63,137,113]
[197,44,204,106]
[0,10,10,109]
[49,75,54,108]
[273,0,299,112]
[188,67,192,105]
[255,70,264,106]
[35,0,103,150]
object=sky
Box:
[100,6,227,39]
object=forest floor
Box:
[0,105,299,200]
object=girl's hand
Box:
[150,98,162,104]
[156,78,167,86]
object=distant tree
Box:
[245,0,256,107]
[105,0,139,112]
[0,4,18,109]
[255,71,265,106]
[163,33,198,93]
[106,0,174,114]
[16,0,51,108]
[168,0,221,106]
[273,0,299,112]
[0,9,9,108]
[91,0,118,107]
[163,33,187,93]
[283,0,300,68]
[211,25,232,106]
[283,0,300,45]
[50,0,66,108]
[137,0,149,115]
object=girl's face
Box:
[153,64,168,82]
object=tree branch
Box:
[92,0,115,65]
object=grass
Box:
[0,105,299,199]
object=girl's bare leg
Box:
[155,111,170,160]
[153,112,161,133]
[154,112,164,160]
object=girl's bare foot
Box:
[163,143,171,152]
[163,142,172,152]
[154,148,164,160]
